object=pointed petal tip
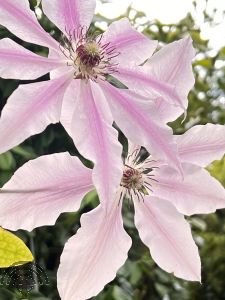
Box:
[57,205,131,300]
[0,153,93,231]
[134,198,201,284]
[176,124,225,167]
[171,269,201,282]
[182,34,196,57]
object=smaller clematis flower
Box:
[0,124,224,300]
[57,129,225,300]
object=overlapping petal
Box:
[42,0,96,36]
[0,153,93,231]
[176,124,225,167]
[63,80,123,209]
[116,66,184,110]
[0,75,72,155]
[0,0,58,49]
[102,18,157,66]
[60,80,80,137]
[0,38,64,80]
[58,204,131,300]
[153,96,183,123]
[144,36,195,116]
[154,163,225,215]
[134,197,201,281]
[100,81,181,172]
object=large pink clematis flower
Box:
[0,0,195,205]
[0,124,225,299]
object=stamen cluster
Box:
[119,147,159,203]
[60,27,119,81]
[121,166,144,191]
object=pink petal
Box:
[153,163,225,215]
[0,75,72,155]
[134,197,201,281]
[118,88,182,125]
[61,80,123,210]
[58,204,131,300]
[47,48,73,80]
[100,81,182,173]
[153,96,183,123]
[60,80,80,137]
[0,0,58,49]
[0,153,93,231]
[0,38,64,80]
[115,66,185,110]
[144,36,195,117]
[42,0,96,36]
[102,18,157,66]
[176,124,225,167]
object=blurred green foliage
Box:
[0,0,225,299]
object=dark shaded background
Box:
[0,0,225,299]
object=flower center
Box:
[76,42,101,68]
[121,165,144,191]
[118,147,159,204]
[60,27,119,81]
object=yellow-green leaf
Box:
[0,228,34,268]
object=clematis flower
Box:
[0,124,225,299]
[0,0,195,205]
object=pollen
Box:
[76,42,101,68]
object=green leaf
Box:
[193,58,213,68]
[0,152,16,171]
[12,146,37,160]
[219,46,225,59]
[208,156,225,187]
[0,228,34,268]
[113,286,132,300]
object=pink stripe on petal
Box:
[0,0,58,49]
[142,36,195,121]
[68,81,123,209]
[63,0,79,33]
[153,96,183,123]
[0,75,72,154]
[100,81,182,173]
[134,197,201,281]
[102,18,157,65]
[116,66,185,109]
[0,153,93,231]
[154,163,225,215]
[0,38,65,80]
[176,124,225,167]
[146,36,195,100]
[42,0,96,36]
[60,80,80,137]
